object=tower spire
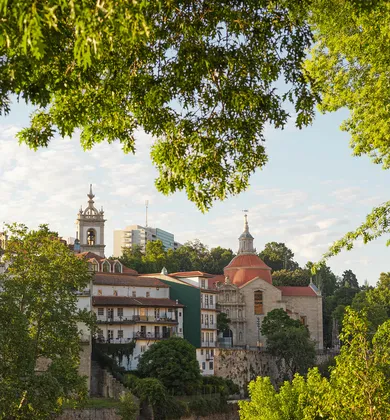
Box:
[238,211,255,254]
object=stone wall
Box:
[214,349,281,391]
[215,348,336,393]
[90,362,127,399]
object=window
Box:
[146,291,150,298]
[118,330,123,339]
[211,349,214,357]
[201,279,206,288]
[238,309,242,318]
[202,362,206,370]
[93,263,99,272]
[102,261,110,272]
[210,332,213,342]
[226,309,230,317]
[200,349,204,355]
[205,295,209,306]
[226,293,230,302]
[209,361,214,370]
[210,295,213,305]
[97,308,104,316]
[201,332,205,342]
[114,262,122,273]
[205,314,209,325]
[254,290,263,314]
[132,290,136,297]
[107,308,114,319]
[239,331,243,341]
[179,311,182,317]
[300,316,307,326]
[210,315,214,325]
[201,314,204,324]
[117,308,123,317]
[108,330,114,340]
[97,329,104,339]
[87,229,96,245]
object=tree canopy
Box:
[137,337,201,395]
[240,308,390,420]
[261,309,316,376]
[119,239,234,274]
[0,0,316,211]
[258,242,299,272]
[0,224,93,418]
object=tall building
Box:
[76,185,106,257]
[113,224,181,256]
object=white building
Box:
[92,273,184,369]
[113,225,181,256]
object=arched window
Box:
[254,290,263,314]
[102,261,110,273]
[114,262,122,273]
[239,331,243,341]
[87,229,96,245]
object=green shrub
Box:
[117,392,139,420]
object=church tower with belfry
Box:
[76,185,106,257]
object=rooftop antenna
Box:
[145,200,149,227]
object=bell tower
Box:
[238,214,256,254]
[76,185,106,257]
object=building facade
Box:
[92,272,184,370]
[216,215,323,350]
[113,224,181,256]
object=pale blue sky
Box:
[1,100,389,286]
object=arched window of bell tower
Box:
[87,228,96,245]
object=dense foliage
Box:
[0,0,316,211]
[119,239,234,274]
[240,307,390,420]
[261,309,316,376]
[0,224,94,419]
[137,337,202,395]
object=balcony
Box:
[201,341,217,348]
[201,323,217,330]
[96,337,134,344]
[201,303,216,310]
[96,315,177,324]
[74,289,91,296]
[133,332,172,340]
[205,354,214,361]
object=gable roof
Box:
[277,286,318,297]
[93,273,168,288]
[170,271,215,278]
[76,251,138,275]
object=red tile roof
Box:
[224,254,272,286]
[226,254,271,270]
[76,251,138,275]
[277,286,318,297]
[93,296,184,307]
[170,271,215,278]
[93,273,168,288]
[208,275,225,289]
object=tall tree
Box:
[259,242,299,272]
[342,269,359,289]
[271,268,311,287]
[137,337,201,395]
[261,309,316,376]
[0,224,93,419]
[240,308,390,420]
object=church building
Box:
[216,215,323,350]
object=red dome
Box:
[224,254,272,287]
